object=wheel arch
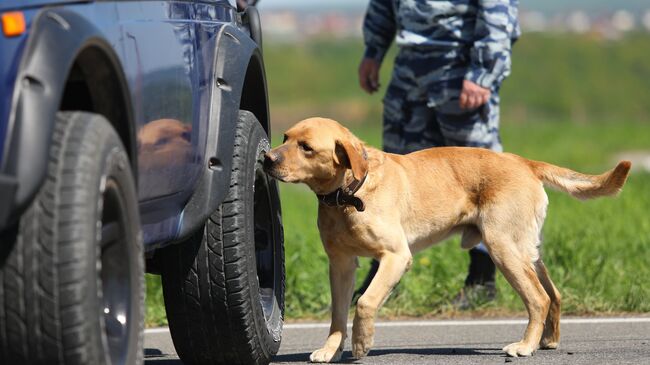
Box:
[171,26,271,245]
[59,46,137,179]
[240,50,270,136]
[1,9,136,228]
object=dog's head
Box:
[264,117,368,194]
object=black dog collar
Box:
[317,169,368,212]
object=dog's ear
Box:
[335,139,368,180]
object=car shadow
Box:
[145,360,183,365]
[144,348,183,365]
[271,347,501,364]
[144,346,504,364]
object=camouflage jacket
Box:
[363,0,521,88]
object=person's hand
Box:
[459,80,491,109]
[358,58,381,94]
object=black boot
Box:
[351,259,380,305]
[465,247,496,286]
[453,248,497,310]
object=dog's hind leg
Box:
[484,235,550,357]
[352,250,412,359]
[310,254,357,363]
[534,259,561,349]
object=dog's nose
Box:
[265,152,277,163]
[264,151,282,170]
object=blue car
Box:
[0,1,284,364]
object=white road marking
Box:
[144,317,650,334]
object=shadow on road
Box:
[368,347,498,356]
[272,347,500,363]
[145,360,183,365]
[144,346,504,364]
[145,348,183,365]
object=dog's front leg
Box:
[352,251,412,359]
[310,254,357,363]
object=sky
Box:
[259,0,650,14]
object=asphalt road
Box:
[144,317,650,365]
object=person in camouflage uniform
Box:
[355,0,521,308]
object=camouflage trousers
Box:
[382,47,503,154]
[382,48,502,254]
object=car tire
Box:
[160,110,284,365]
[0,111,144,365]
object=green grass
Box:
[144,33,650,326]
[145,275,167,327]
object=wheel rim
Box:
[100,178,132,365]
[253,160,277,326]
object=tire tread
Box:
[162,111,284,365]
[0,112,144,365]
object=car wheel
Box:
[0,111,144,365]
[160,110,284,365]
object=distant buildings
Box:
[262,10,363,42]
[534,9,642,39]
[260,8,650,42]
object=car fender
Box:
[0,9,135,228]
[174,24,268,242]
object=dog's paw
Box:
[503,341,537,357]
[351,321,374,359]
[539,339,559,350]
[351,336,372,359]
[309,347,342,363]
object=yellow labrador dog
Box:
[263,117,631,362]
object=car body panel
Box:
[0,0,267,249]
[0,0,85,12]
[0,10,35,169]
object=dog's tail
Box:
[526,159,632,200]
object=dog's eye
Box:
[299,141,313,152]
[283,134,288,143]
